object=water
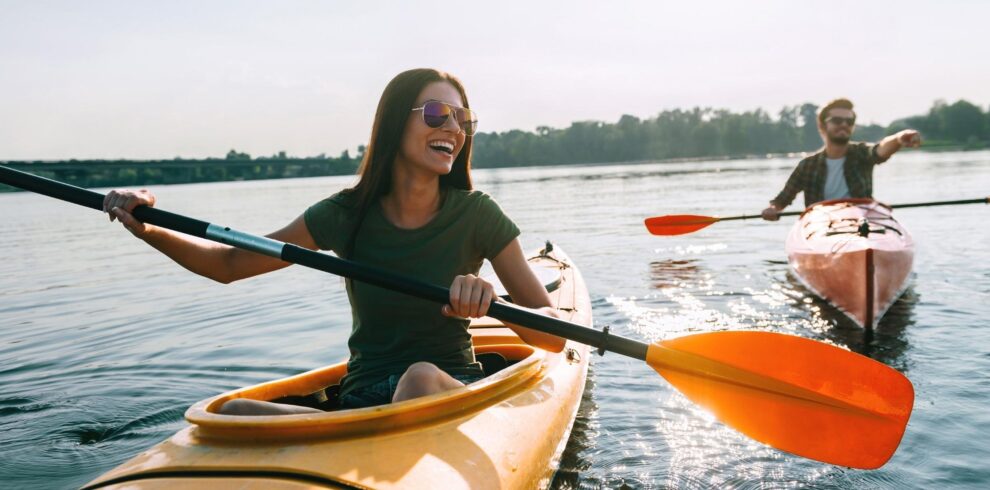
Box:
[1,151,988,489]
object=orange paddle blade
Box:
[644,215,719,235]
[647,331,913,469]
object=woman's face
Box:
[397,81,468,177]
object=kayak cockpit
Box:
[185,341,545,442]
[261,348,518,412]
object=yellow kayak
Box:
[82,245,592,489]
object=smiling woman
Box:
[95,68,567,416]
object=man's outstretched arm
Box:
[877,129,922,161]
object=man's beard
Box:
[827,133,850,145]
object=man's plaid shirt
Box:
[771,142,889,209]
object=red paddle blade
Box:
[644,215,719,235]
[647,331,914,469]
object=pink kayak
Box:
[785,198,914,329]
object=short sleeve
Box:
[473,193,521,260]
[303,193,353,253]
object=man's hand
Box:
[762,206,781,221]
[897,130,922,148]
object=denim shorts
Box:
[339,372,485,410]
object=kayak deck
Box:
[82,245,592,490]
[785,199,914,329]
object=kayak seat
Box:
[477,351,510,376]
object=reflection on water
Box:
[783,271,917,369]
[649,259,704,289]
[866,289,918,368]
[550,367,598,489]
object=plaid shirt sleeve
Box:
[866,142,890,165]
[770,159,810,209]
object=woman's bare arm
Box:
[490,239,567,353]
[105,189,319,284]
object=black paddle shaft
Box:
[890,197,989,209]
[718,197,989,222]
[0,165,649,361]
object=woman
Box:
[102,68,565,414]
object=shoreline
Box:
[1,146,985,192]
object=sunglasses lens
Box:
[422,101,451,128]
[419,101,478,135]
[457,108,478,136]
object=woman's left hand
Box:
[443,274,496,319]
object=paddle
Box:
[0,166,913,469]
[645,197,990,236]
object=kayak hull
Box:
[83,245,592,490]
[786,199,914,329]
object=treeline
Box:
[2,99,987,191]
[887,99,989,145]
[470,99,988,167]
[1,150,359,191]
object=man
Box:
[762,98,921,220]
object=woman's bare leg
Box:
[392,362,465,402]
[218,398,323,416]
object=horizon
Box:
[0,99,931,163]
[2,0,988,160]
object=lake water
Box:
[1,151,989,489]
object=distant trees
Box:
[889,99,988,147]
[225,149,252,160]
[470,99,988,167]
[3,99,986,193]
[1,151,361,191]
[799,103,821,150]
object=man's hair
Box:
[818,98,855,127]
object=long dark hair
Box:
[342,68,474,259]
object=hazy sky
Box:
[1,0,987,160]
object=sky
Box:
[1,0,988,160]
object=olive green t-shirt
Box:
[304,188,520,397]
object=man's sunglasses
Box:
[826,116,856,126]
[411,100,478,136]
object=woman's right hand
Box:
[443,274,496,319]
[102,189,157,238]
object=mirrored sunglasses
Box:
[411,100,478,136]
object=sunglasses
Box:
[826,116,856,126]
[411,100,478,136]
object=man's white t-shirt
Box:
[824,157,851,200]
